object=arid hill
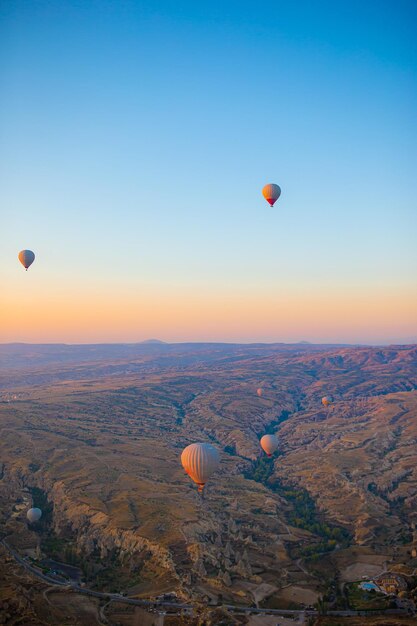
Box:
[0,342,416,623]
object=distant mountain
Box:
[0,341,389,372]
[139,339,167,345]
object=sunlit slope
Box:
[277,391,417,544]
[0,344,416,604]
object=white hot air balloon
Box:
[260,434,279,457]
[181,443,220,493]
[27,507,42,523]
[18,250,35,271]
[262,183,281,207]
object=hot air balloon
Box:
[322,396,333,407]
[262,183,281,207]
[27,507,42,523]
[18,250,35,271]
[260,434,279,457]
[256,388,263,397]
[181,443,220,493]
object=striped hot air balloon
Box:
[181,443,220,493]
[262,183,281,207]
[18,249,35,271]
[260,434,279,457]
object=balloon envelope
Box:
[256,388,263,397]
[181,443,220,492]
[262,183,281,207]
[27,507,42,523]
[18,250,35,270]
[322,396,333,407]
[260,434,279,457]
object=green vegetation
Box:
[29,486,53,521]
[261,594,303,610]
[28,486,53,537]
[368,482,413,544]
[244,457,352,557]
[244,455,276,482]
[41,535,68,558]
[27,487,86,573]
[92,566,142,592]
[345,582,392,611]
[36,522,143,592]
[314,595,328,615]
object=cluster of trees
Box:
[64,545,79,565]
[275,484,351,548]
[243,456,274,483]
[29,486,53,529]
[30,487,50,513]
[40,535,69,560]
[244,458,351,557]
[300,540,338,561]
[346,582,393,611]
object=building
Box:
[375,573,407,595]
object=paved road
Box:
[2,539,68,587]
[1,539,412,619]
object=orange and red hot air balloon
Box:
[256,388,263,397]
[262,183,281,207]
[18,249,35,271]
[322,396,333,408]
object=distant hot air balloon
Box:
[322,396,333,407]
[256,388,263,397]
[260,434,279,457]
[18,250,35,271]
[27,507,42,523]
[181,443,220,493]
[262,183,281,207]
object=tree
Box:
[314,596,328,615]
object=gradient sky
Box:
[1,0,416,344]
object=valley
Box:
[0,342,417,624]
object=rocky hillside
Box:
[0,343,416,609]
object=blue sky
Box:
[1,1,416,343]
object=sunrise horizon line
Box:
[1,339,416,347]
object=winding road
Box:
[1,538,413,621]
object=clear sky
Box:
[1,0,416,344]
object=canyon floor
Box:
[0,342,417,625]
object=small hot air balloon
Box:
[18,250,35,271]
[260,434,279,457]
[262,183,281,207]
[322,396,333,408]
[256,388,263,397]
[181,443,220,493]
[27,507,42,523]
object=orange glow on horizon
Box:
[1,277,416,344]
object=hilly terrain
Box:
[0,342,417,625]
